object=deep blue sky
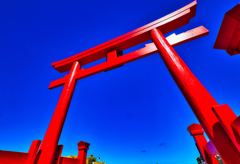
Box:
[1,0,240,164]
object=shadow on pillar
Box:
[212,104,240,148]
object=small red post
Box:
[187,123,219,164]
[77,141,90,164]
[37,61,80,164]
[187,123,207,162]
[150,28,240,164]
[25,140,42,164]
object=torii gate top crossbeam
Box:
[51,1,197,73]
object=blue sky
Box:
[1,0,240,164]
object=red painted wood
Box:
[49,26,208,89]
[187,124,219,164]
[203,141,218,164]
[0,150,29,164]
[77,141,90,164]
[25,140,41,164]
[37,61,80,164]
[60,157,79,164]
[231,117,240,145]
[51,1,197,73]
[214,3,240,55]
[54,145,63,164]
[106,50,118,62]
[150,28,240,164]
[212,104,240,146]
[187,123,207,162]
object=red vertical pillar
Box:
[187,123,207,162]
[150,28,240,164]
[203,141,219,164]
[187,123,219,164]
[37,61,80,164]
[77,141,90,164]
[25,140,42,164]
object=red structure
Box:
[0,140,41,164]
[37,61,81,164]
[0,140,89,164]
[187,123,219,164]
[214,3,240,55]
[77,141,90,164]
[39,1,210,164]
[2,1,240,164]
[150,27,240,164]
[1,1,208,163]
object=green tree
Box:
[216,155,224,164]
[196,156,203,164]
[87,154,96,164]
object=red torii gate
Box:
[36,1,240,164]
[1,2,205,164]
[2,1,240,164]
[37,1,210,163]
[38,1,208,164]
